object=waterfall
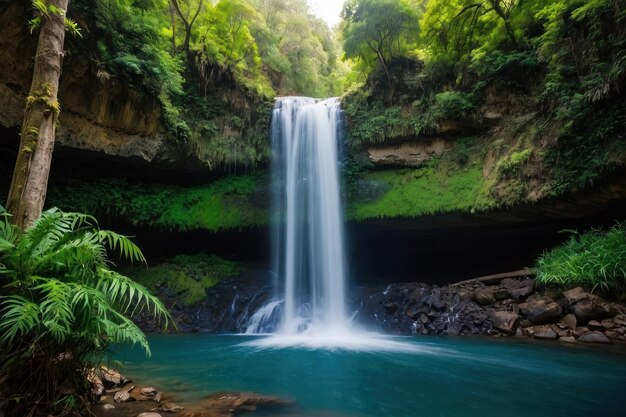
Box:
[241,98,417,351]
[244,96,348,335]
[274,96,348,334]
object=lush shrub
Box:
[0,207,170,415]
[536,224,626,291]
[432,91,475,120]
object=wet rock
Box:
[87,370,105,400]
[137,413,162,417]
[199,392,292,415]
[578,331,611,344]
[501,278,535,302]
[102,404,115,411]
[140,387,158,397]
[101,367,129,388]
[562,287,588,305]
[405,305,426,320]
[383,302,398,314]
[572,295,615,322]
[474,287,496,305]
[559,336,577,343]
[587,320,605,330]
[114,385,136,403]
[488,311,519,334]
[158,401,184,412]
[560,314,577,330]
[493,288,511,301]
[573,327,589,338]
[601,319,616,329]
[519,295,562,323]
[554,327,570,337]
[533,325,558,340]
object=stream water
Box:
[115,334,626,417]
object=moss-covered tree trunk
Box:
[6,0,68,229]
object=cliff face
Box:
[0,2,271,172]
[0,2,167,162]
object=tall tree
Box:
[6,0,69,229]
[342,0,419,85]
[170,0,204,70]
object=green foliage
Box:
[0,206,171,415]
[536,224,626,291]
[497,148,532,176]
[47,173,268,232]
[341,0,420,82]
[342,0,625,200]
[123,254,243,305]
[432,92,475,119]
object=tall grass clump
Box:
[536,223,626,291]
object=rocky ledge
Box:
[353,273,626,344]
[90,368,292,417]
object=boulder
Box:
[572,295,615,322]
[562,287,588,305]
[137,413,162,417]
[417,313,429,324]
[140,387,158,397]
[488,311,520,334]
[560,314,577,330]
[501,278,535,301]
[559,336,577,343]
[601,319,616,329]
[114,385,136,403]
[578,331,611,344]
[533,325,558,340]
[493,288,511,301]
[587,320,604,330]
[383,302,398,314]
[573,327,589,338]
[102,404,115,411]
[100,367,129,388]
[519,295,562,323]
[474,287,496,305]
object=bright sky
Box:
[308,0,346,27]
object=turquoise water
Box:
[113,335,626,417]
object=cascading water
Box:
[245,97,349,335]
[276,97,348,335]
[243,97,415,351]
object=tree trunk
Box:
[6,0,68,229]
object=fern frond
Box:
[34,278,74,343]
[0,296,40,347]
[97,231,146,263]
[95,269,171,329]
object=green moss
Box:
[159,175,267,231]
[123,254,243,306]
[47,173,268,232]
[348,159,495,220]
